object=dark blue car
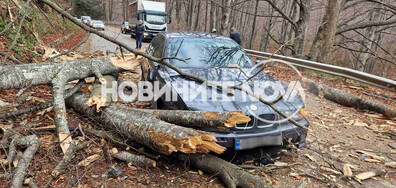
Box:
[145,32,309,155]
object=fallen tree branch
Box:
[4,129,40,188]
[308,81,396,118]
[0,51,22,64]
[66,92,226,155]
[112,151,156,168]
[179,154,272,188]
[52,141,91,177]
[88,126,270,187]
[0,58,121,90]
[131,108,251,129]
[86,129,159,159]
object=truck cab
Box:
[128,0,171,40]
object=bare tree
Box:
[308,0,343,63]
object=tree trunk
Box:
[210,0,217,31]
[220,0,232,35]
[194,0,201,31]
[356,7,382,72]
[188,0,195,30]
[260,3,275,52]
[205,0,209,32]
[292,0,312,58]
[307,0,342,63]
[249,0,259,49]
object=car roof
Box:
[161,32,233,41]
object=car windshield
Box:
[124,22,129,26]
[166,38,254,68]
[145,14,166,24]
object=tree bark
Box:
[249,0,259,49]
[292,0,312,58]
[356,6,382,72]
[131,108,251,129]
[308,0,342,63]
[194,0,202,31]
[220,0,232,35]
[4,130,40,188]
[210,0,217,31]
[66,92,226,155]
[308,81,396,118]
[112,151,157,167]
[0,58,121,90]
[178,154,272,188]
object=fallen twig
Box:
[51,141,92,177]
[4,129,40,188]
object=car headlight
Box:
[282,108,305,121]
[143,33,148,36]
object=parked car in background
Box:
[121,22,131,34]
[89,20,105,31]
[81,16,91,25]
[145,32,309,158]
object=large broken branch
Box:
[66,92,226,155]
[132,108,251,129]
[0,58,121,90]
[308,81,396,118]
[88,123,271,188]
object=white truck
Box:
[128,0,171,40]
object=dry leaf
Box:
[78,154,101,167]
[343,164,353,176]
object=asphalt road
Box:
[79,25,150,53]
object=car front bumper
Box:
[215,118,309,150]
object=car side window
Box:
[150,35,165,58]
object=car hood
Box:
[161,67,304,115]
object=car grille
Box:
[257,114,276,128]
[235,113,276,130]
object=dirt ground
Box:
[0,31,395,187]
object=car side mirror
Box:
[148,69,155,81]
[168,16,172,24]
